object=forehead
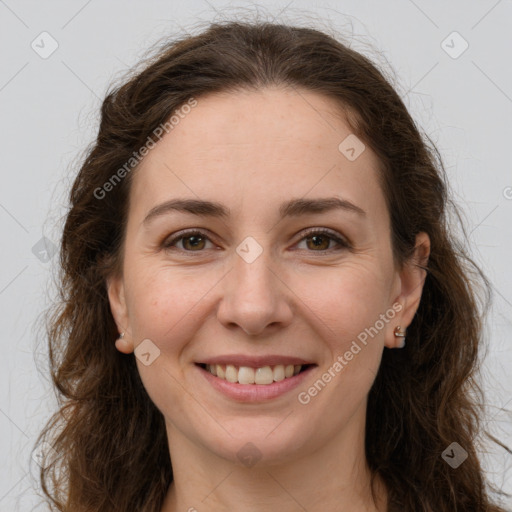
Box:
[129,87,387,224]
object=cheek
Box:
[124,263,220,344]
[293,265,389,415]
[294,260,392,345]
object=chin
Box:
[191,416,316,468]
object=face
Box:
[108,87,429,466]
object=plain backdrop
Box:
[0,0,511,509]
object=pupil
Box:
[186,236,203,249]
[309,235,328,250]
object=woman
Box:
[36,20,509,511]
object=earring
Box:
[394,326,406,348]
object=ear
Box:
[385,232,430,348]
[106,273,134,354]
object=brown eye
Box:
[305,234,331,251]
[296,228,349,252]
[181,234,206,251]
[163,230,214,252]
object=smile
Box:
[201,363,309,385]
[196,362,316,402]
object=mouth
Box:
[196,362,315,385]
[195,361,317,402]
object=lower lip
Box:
[196,364,316,402]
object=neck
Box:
[160,409,387,512]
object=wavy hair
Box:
[35,19,509,511]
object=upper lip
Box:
[198,355,315,367]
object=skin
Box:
[107,87,430,512]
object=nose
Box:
[216,246,293,336]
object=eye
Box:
[163,229,215,252]
[162,227,350,254]
[295,228,350,252]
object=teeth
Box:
[274,365,285,381]
[238,366,255,384]
[255,366,273,384]
[225,364,238,383]
[205,364,303,385]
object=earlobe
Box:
[386,232,430,349]
[115,332,134,354]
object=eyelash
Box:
[162,227,350,255]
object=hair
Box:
[35,19,510,512]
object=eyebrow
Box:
[142,197,366,225]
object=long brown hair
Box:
[35,19,509,511]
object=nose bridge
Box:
[216,236,292,335]
[234,242,275,298]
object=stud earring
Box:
[394,326,406,348]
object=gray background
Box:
[0,0,511,509]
